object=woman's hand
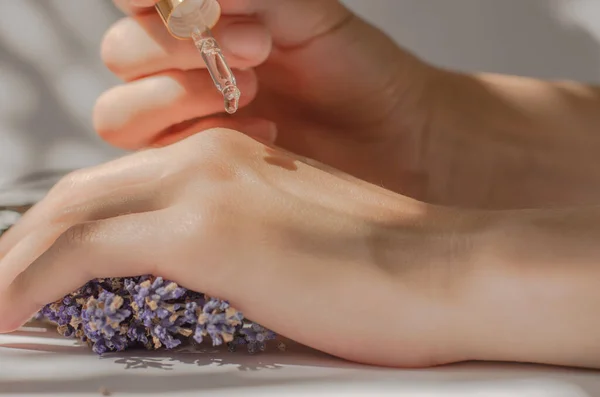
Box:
[3,129,600,369]
[95,0,435,195]
[0,129,475,367]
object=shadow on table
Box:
[0,372,357,395]
[0,337,371,394]
[1,330,598,396]
[108,340,346,372]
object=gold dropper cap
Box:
[155,0,221,40]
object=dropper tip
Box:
[223,85,241,114]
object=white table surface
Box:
[1,325,599,397]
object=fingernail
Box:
[220,23,272,60]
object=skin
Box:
[96,0,600,209]
[0,130,475,367]
[1,0,600,369]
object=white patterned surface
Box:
[1,327,599,397]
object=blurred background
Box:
[0,0,599,205]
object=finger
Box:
[103,15,272,81]
[0,210,170,333]
[151,116,277,147]
[93,68,258,150]
[0,182,170,289]
[0,150,171,260]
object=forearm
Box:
[426,70,600,207]
[434,70,600,145]
[462,206,600,368]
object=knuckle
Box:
[177,195,228,248]
[61,169,89,189]
[50,170,87,198]
[173,129,245,179]
[191,128,242,150]
[189,128,248,162]
[92,87,122,141]
[61,223,96,247]
[47,170,96,220]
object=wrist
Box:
[378,203,493,366]
[459,207,600,368]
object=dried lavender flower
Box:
[194,297,243,346]
[0,208,281,355]
[81,291,132,354]
[240,323,277,353]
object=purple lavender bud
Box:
[183,301,198,323]
[40,305,60,324]
[239,322,276,353]
[123,276,195,349]
[56,306,71,326]
[241,323,275,342]
[92,340,109,355]
[127,324,149,346]
[154,279,186,301]
[202,298,220,313]
[193,298,243,346]
[81,291,132,354]
[151,324,181,349]
[155,307,171,319]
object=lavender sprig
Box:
[39,276,279,355]
[81,291,132,354]
[194,297,243,346]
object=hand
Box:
[0,129,472,367]
[97,0,600,210]
[95,0,435,195]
